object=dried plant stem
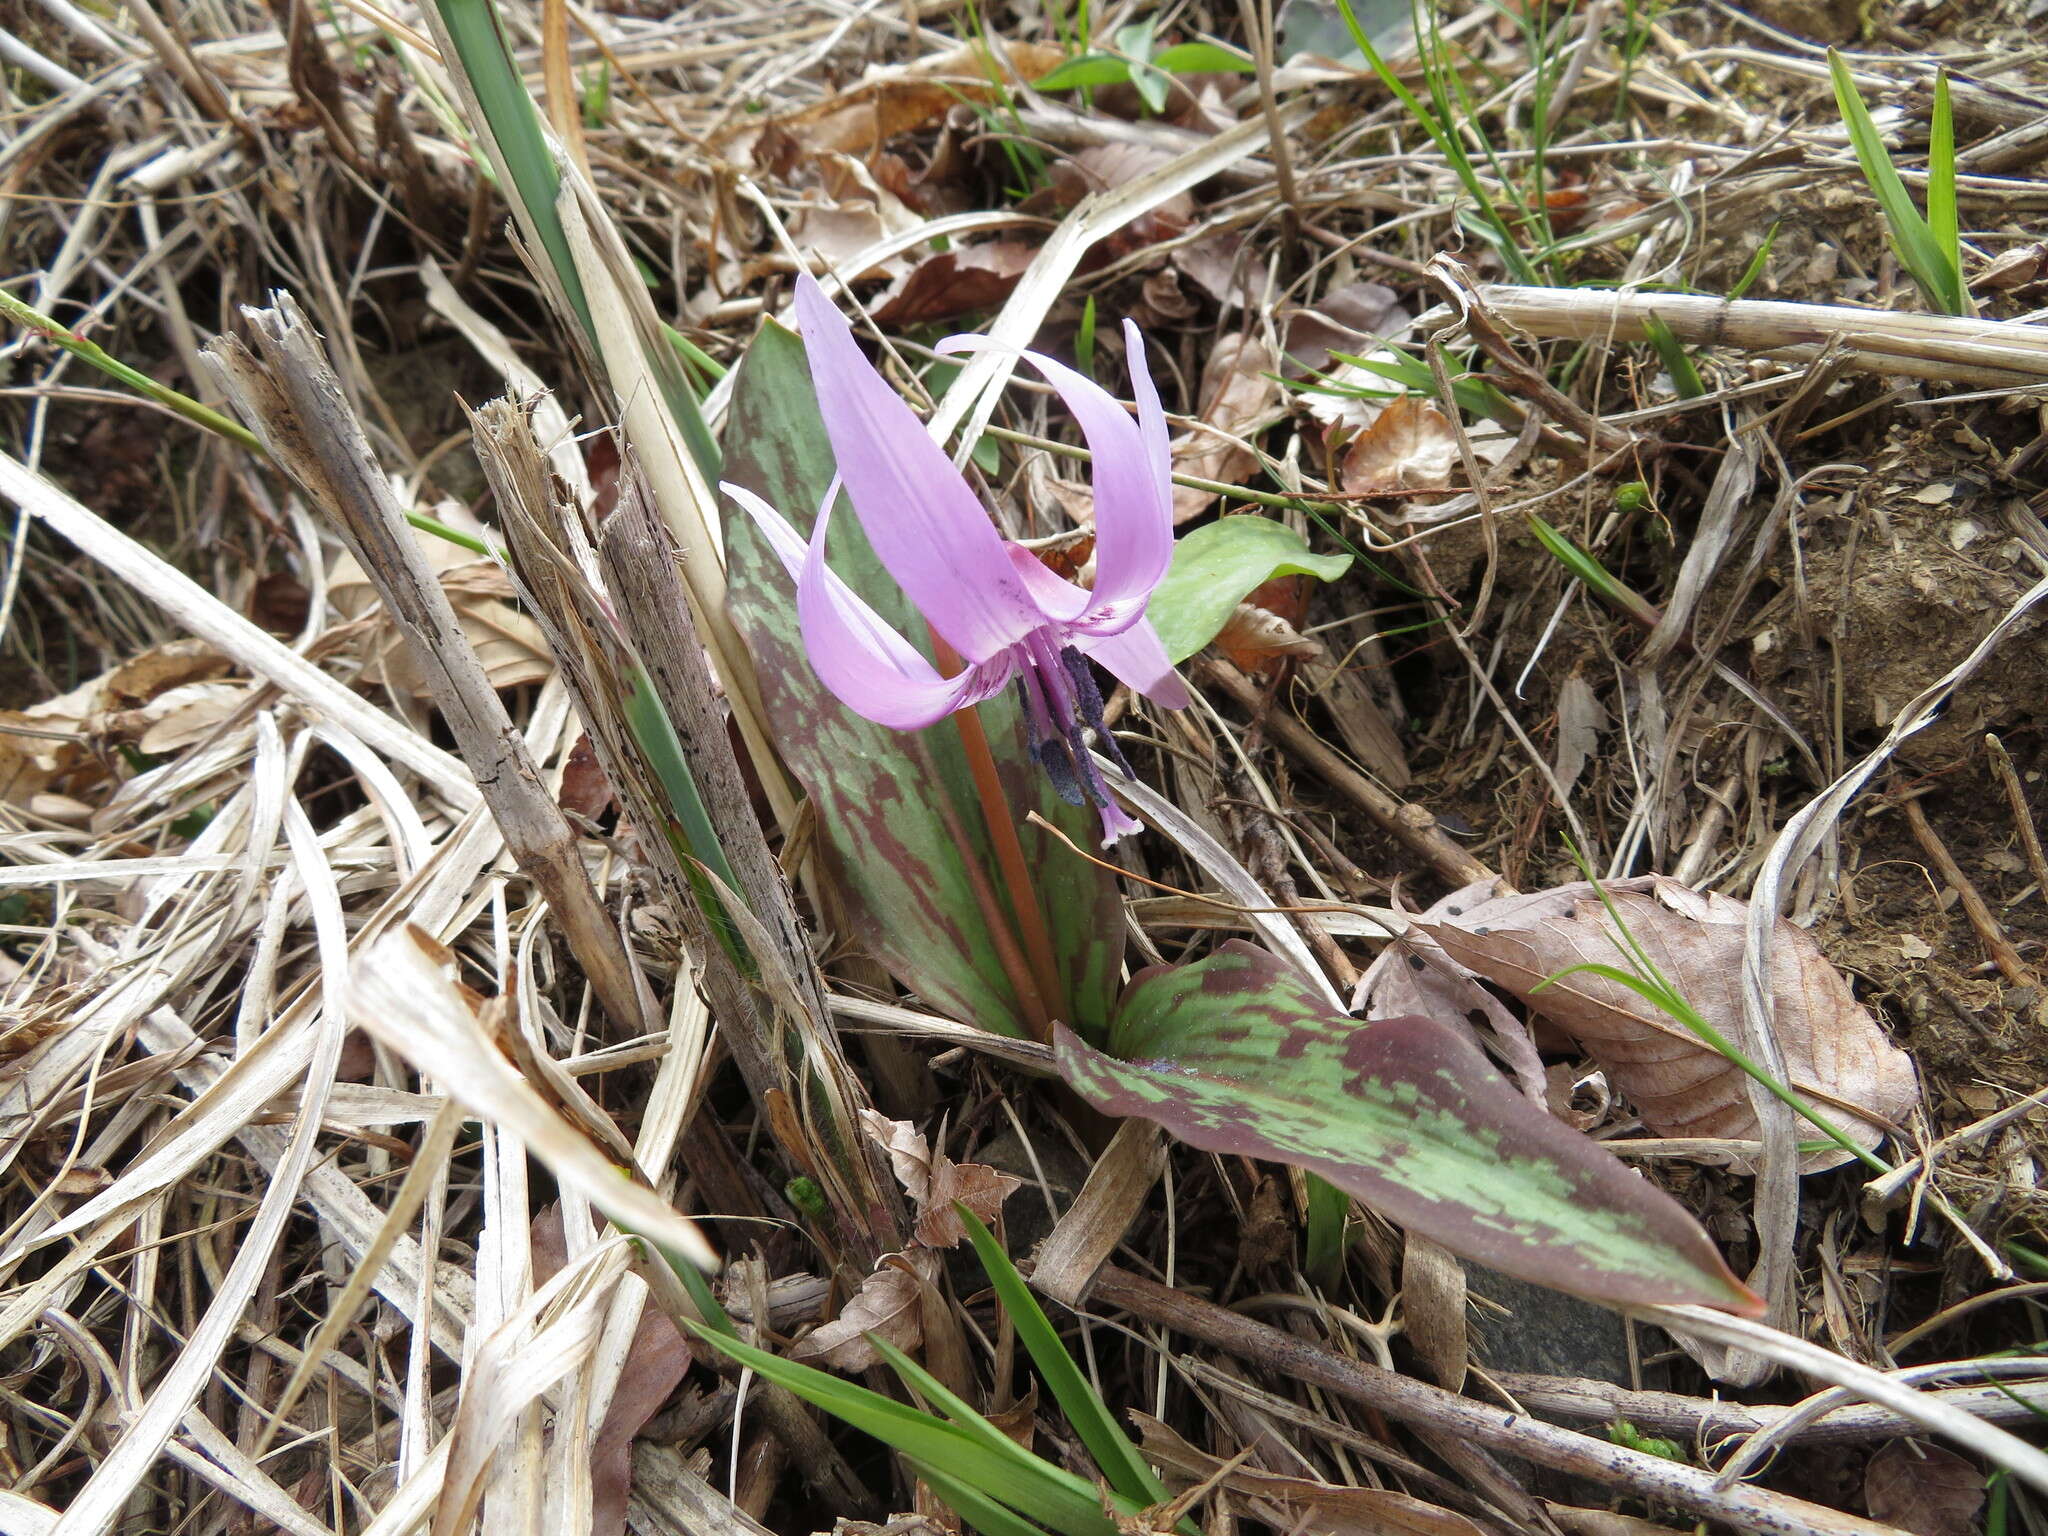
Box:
[204,297,648,1034]
[1089,1265,1929,1536]
[930,634,1063,1039]
[1984,733,2048,904]
[1900,792,2036,987]
[1200,659,1502,890]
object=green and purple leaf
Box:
[721,318,1119,1039]
[1056,941,1761,1313]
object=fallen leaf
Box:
[1973,242,2048,292]
[728,41,1066,160]
[1340,396,1459,494]
[1038,143,1194,255]
[1552,673,1608,799]
[0,638,231,808]
[329,505,552,694]
[559,733,614,822]
[1421,877,1920,1170]
[1170,334,1282,522]
[1864,1441,1984,1536]
[860,1109,1023,1247]
[871,241,1038,327]
[1173,233,1256,310]
[1279,281,1409,378]
[791,1250,937,1371]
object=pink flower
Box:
[723,275,1188,844]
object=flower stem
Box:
[930,636,1065,1042]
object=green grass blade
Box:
[1332,0,1538,284]
[1927,69,1964,314]
[1728,220,1781,300]
[1828,50,1960,313]
[0,287,264,454]
[1304,1173,1350,1284]
[1537,958,1885,1172]
[431,0,591,335]
[954,1207,1170,1508]
[427,0,722,473]
[686,1324,1118,1536]
[1640,312,1705,399]
[1526,516,1661,627]
[910,1461,1060,1536]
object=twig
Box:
[1901,792,2037,987]
[1086,1265,1917,1536]
[1199,658,1503,891]
[1984,733,2048,906]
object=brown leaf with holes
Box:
[1420,877,1919,1170]
[1340,397,1459,495]
[872,241,1038,327]
[1171,334,1281,522]
[1864,1441,1984,1536]
[791,1250,938,1371]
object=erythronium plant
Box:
[723,274,1188,846]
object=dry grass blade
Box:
[349,924,717,1272]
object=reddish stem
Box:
[930,633,1066,1041]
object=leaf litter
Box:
[2,0,2047,1531]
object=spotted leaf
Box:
[1057,941,1761,1312]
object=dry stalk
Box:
[203,295,648,1036]
[1438,284,2048,388]
[1090,1265,1919,1536]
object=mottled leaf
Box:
[1148,516,1350,664]
[721,318,1119,1038]
[1057,941,1760,1312]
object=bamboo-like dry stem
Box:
[1436,280,2048,387]
[203,296,649,1036]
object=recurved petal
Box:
[794,276,1043,662]
[795,498,1014,730]
[1076,614,1190,710]
[1005,543,1090,624]
[940,329,1173,628]
[723,481,810,582]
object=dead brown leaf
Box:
[791,1250,937,1371]
[1864,1441,1985,1536]
[1038,143,1194,255]
[1351,880,1545,1103]
[1420,877,1919,1169]
[860,1110,1023,1247]
[1279,282,1409,378]
[1340,397,1459,495]
[329,508,552,694]
[872,241,1039,327]
[1170,334,1281,522]
[732,42,1064,160]
[0,638,233,809]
